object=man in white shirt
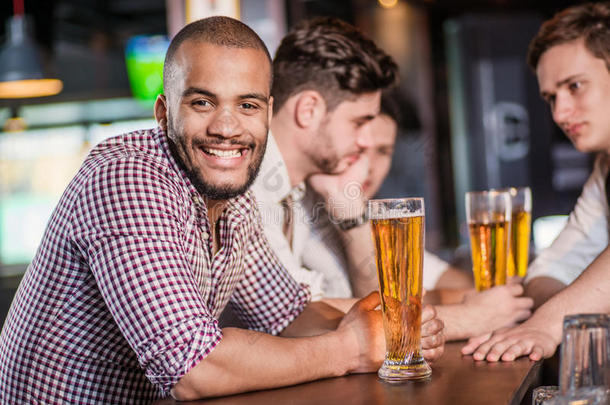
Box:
[252,17,398,301]
[462,1,610,362]
[520,2,610,310]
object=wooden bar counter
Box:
[154,341,542,405]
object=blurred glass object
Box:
[559,314,609,395]
[543,386,609,404]
[125,35,169,107]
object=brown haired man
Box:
[0,16,443,403]
[462,1,610,362]
[252,17,398,299]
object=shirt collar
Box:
[255,132,306,204]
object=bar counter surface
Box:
[154,342,542,405]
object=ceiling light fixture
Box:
[0,0,63,99]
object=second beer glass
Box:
[369,197,431,382]
[466,190,512,291]
[506,187,532,278]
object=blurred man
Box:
[522,1,610,310]
[252,17,397,300]
[462,1,610,361]
[0,17,443,404]
[304,89,533,341]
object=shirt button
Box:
[201,231,210,240]
[191,194,204,205]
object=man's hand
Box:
[421,305,445,363]
[307,154,369,221]
[336,292,385,373]
[461,317,560,362]
[460,284,533,334]
[336,292,445,373]
[434,283,533,341]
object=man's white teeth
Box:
[204,148,242,157]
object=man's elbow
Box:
[171,377,205,401]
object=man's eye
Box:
[569,81,582,92]
[241,102,258,110]
[193,100,212,107]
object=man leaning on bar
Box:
[462,1,610,362]
[0,16,445,404]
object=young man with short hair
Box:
[462,1,610,362]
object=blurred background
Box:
[0,0,590,322]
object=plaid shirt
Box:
[0,127,310,404]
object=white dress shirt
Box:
[526,154,609,286]
[301,190,450,297]
[252,133,326,300]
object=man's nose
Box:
[356,122,375,149]
[552,93,574,126]
[208,108,242,138]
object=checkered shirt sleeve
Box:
[70,154,222,393]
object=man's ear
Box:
[154,94,168,130]
[294,90,326,129]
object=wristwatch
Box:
[335,211,368,231]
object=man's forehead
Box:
[171,41,271,92]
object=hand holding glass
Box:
[369,197,431,381]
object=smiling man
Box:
[461,1,610,362]
[0,16,444,404]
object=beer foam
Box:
[368,198,425,220]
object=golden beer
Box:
[465,190,512,291]
[468,220,510,291]
[369,197,431,382]
[507,210,532,277]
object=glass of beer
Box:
[368,197,431,382]
[506,187,532,278]
[465,190,511,291]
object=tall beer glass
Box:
[506,187,532,278]
[465,190,511,291]
[368,197,431,381]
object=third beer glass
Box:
[506,187,532,278]
[466,190,511,291]
[369,197,431,381]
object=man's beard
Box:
[166,117,267,200]
[308,124,341,174]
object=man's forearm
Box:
[531,246,610,340]
[338,223,379,297]
[525,277,567,309]
[434,305,478,341]
[281,301,345,337]
[172,327,350,400]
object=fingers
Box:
[515,296,534,309]
[514,309,532,323]
[529,345,544,361]
[422,318,444,339]
[506,283,524,296]
[422,328,444,350]
[500,341,529,362]
[421,305,437,323]
[507,276,524,285]
[461,332,492,355]
[356,291,380,311]
[423,345,444,363]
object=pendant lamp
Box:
[0,0,63,98]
